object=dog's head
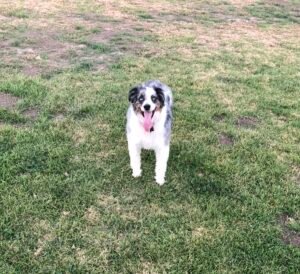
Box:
[128,85,165,117]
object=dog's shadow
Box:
[167,142,236,198]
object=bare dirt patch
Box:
[219,133,234,146]
[279,214,300,247]
[0,30,85,76]
[0,92,19,109]
[236,116,258,128]
[0,20,149,75]
[0,6,116,75]
[22,108,39,120]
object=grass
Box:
[0,0,300,273]
[7,8,30,19]
[247,1,300,24]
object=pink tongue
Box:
[143,112,153,132]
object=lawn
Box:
[0,0,300,273]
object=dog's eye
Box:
[151,96,157,103]
[138,96,144,103]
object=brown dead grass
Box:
[1,0,299,75]
[192,226,210,239]
[34,232,55,257]
[137,260,160,274]
[32,220,55,257]
[0,1,112,75]
[292,166,300,186]
[228,0,257,8]
[84,206,100,224]
[73,127,88,145]
[97,194,139,221]
[76,248,87,265]
[152,18,300,53]
[215,91,236,112]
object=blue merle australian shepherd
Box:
[126,80,173,185]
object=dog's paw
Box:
[155,176,165,186]
[132,169,142,177]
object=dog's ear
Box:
[154,87,165,107]
[128,87,139,103]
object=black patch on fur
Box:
[164,109,172,145]
[167,95,170,104]
[128,87,139,103]
[154,87,165,107]
[164,110,172,129]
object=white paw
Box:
[155,176,165,186]
[132,169,142,177]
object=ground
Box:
[0,0,300,273]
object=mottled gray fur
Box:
[143,80,173,144]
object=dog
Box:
[126,80,173,185]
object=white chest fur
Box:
[126,106,167,150]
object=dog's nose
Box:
[144,104,150,111]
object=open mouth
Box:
[141,108,156,132]
[141,110,155,118]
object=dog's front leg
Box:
[128,142,142,177]
[155,145,170,185]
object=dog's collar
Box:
[150,127,154,132]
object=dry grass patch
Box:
[215,91,236,112]
[72,127,88,145]
[75,248,87,265]
[192,226,210,239]
[137,260,160,274]
[146,203,168,217]
[32,220,55,257]
[97,194,119,208]
[229,0,258,8]
[292,166,300,187]
[97,194,142,221]
[0,1,117,75]
[34,232,55,257]
[84,206,100,224]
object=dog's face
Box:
[128,85,165,117]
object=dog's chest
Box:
[140,130,161,150]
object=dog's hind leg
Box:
[155,145,169,185]
[128,143,142,177]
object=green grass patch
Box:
[7,8,30,19]
[136,11,154,20]
[247,1,300,24]
[83,41,110,53]
[0,109,26,124]
[0,0,300,272]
